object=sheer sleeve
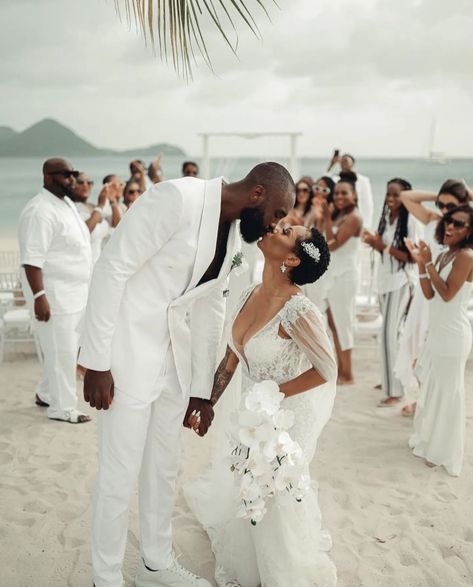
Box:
[281,295,337,383]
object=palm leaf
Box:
[115,0,276,78]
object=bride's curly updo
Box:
[290,228,331,286]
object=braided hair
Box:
[377,178,412,267]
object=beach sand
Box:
[1,345,472,587]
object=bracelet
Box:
[425,261,434,269]
[33,290,46,300]
[418,273,429,279]
[93,207,104,216]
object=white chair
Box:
[0,270,42,364]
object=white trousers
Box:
[34,311,83,419]
[92,350,188,587]
[379,284,411,398]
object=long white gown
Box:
[394,219,444,395]
[409,258,472,476]
[184,287,338,587]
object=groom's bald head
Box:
[244,162,295,205]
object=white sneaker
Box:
[135,556,212,587]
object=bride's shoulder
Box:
[282,292,320,323]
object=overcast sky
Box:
[1,0,473,157]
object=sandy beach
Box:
[1,344,472,587]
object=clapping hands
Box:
[405,238,432,265]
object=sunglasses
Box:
[127,189,141,195]
[436,201,457,212]
[297,187,310,193]
[77,179,94,186]
[314,186,331,195]
[50,170,80,179]
[444,217,470,229]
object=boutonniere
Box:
[230,251,249,277]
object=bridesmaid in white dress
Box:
[321,172,362,384]
[395,180,471,415]
[185,221,337,587]
[406,205,473,476]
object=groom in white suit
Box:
[78,162,295,587]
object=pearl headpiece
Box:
[301,242,321,263]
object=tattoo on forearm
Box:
[210,346,235,406]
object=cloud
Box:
[0,0,472,156]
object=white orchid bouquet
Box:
[229,380,311,525]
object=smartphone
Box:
[334,149,340,157]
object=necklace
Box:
[437,249,458,273]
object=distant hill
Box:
[0,126,18,144]
[0,118,186,158]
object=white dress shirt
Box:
[18,188,92,314]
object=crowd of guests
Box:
[293,155,473,476]
[16,152,473,477]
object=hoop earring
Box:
[280,262,286,274]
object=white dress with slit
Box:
[184,286,338,586]
[409,258,472,476]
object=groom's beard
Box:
[240,207,268,243]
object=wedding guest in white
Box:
[327,152,374,229]
[130,157,163,191]
[101,174,126,225]
[304,176,336,231]
[78,163,295,587]
[182,161,199,177]
[322,172,362,384]
[395,180,470,416]
[291,177,314,224]
[406,205,473,476]
[185,223,337,587]
[363,178,421,406]
[72,172,111,264]
[123,179,143,209]
[18,158,92,423]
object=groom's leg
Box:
[139,349,188,569]
[92,390,152,587]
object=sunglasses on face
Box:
[77,179,94,186]
[314,186,331,195]
[50,170,80,179]
[444,217,470,229]
[436,201,457,212]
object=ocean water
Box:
[1,155,472,238]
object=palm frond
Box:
[115,0,277,79]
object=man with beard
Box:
[79,162,295,587]
[18,158,92,423]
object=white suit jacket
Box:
[78,177,240,402]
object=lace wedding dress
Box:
[184,285,338,587]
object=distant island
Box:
[0,118,186,158]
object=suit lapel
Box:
[172,220,239,307]
[185,177,222,293]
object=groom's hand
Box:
[183,397,214,436]
[83,369,115,410]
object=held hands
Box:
[83,369,115,410]
[34,295,51,322]
[183,397,215,437]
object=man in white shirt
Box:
[329,152,374,229]
[18,158,92,423]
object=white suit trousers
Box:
[34,311,83,419]
[92,350,188,587]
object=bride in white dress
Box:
[185,220,337,587]
[406,205,473,476]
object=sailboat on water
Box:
[427,118,448,165]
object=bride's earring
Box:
[280,262,286,274]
